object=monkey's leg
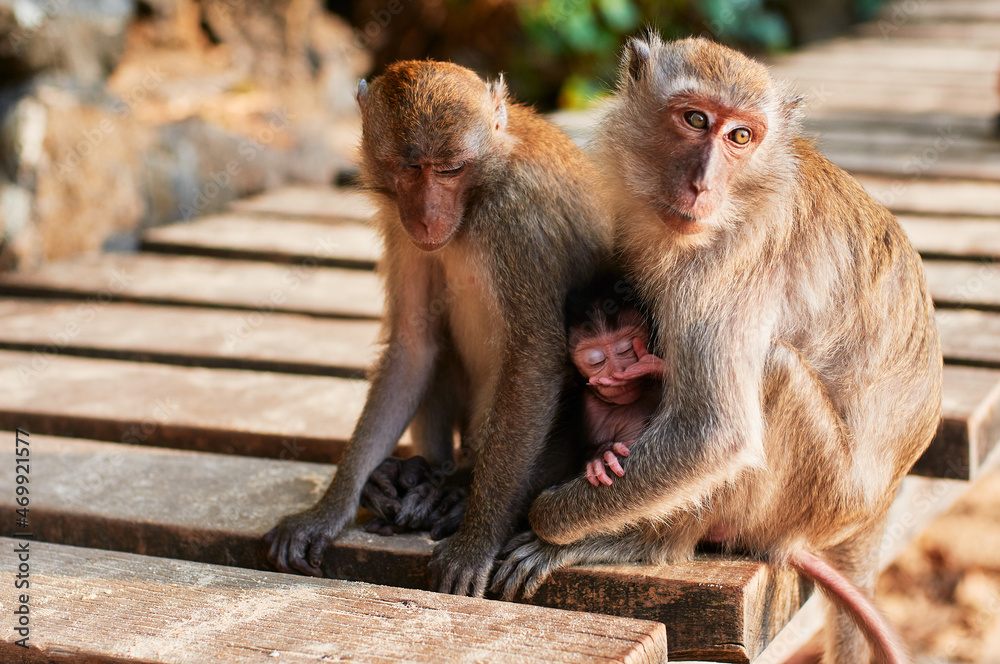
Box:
[264,260,442,575]
[409,349,464,467]
[394,353,470,532]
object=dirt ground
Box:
[879,467,1000,662]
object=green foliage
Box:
[508,0,798,109]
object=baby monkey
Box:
[565,272,665,487]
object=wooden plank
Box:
[142,213,381,269]
[0,350,383,462]
[230,184,378,221]
[900,216,1000,260]
[770,82,996,117]
[0,298,379,377]
[924,260,1000,312]
[854,21,1000,42]
[772,39,1000,72]
[0,253,383,319]
[913,365,1000,480]
[855,176,1000,218]
[813,132,1000,182]
[0,434,805,663]
[0,538,668,664]
[938,309,1000,369]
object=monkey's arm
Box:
[531,340,767,546]
[265,251,440,575]
[431,327,566,596]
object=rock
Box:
[200,0,317,85]
[143,115,290,225]
[0,0,136,85]
[0,82,148,268]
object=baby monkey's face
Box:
[569,309,650,405]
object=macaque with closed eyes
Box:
[565,273,665,487]
[265,59,612,598]
[493,35,940,664]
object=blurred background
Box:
[2,2,1000,662]
[0,0,890,273]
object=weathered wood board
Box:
[924,260,1000,312]
[230,184,378,220]
[855,175,1000,218]
[142,214,381,269]
[938,309,1000,368]
[915,365,1000,480]
[0,253,383,319]
[0,298,379,376]
[0,538,668,664]
[901,216,1000,260]
[0,434,802,663]
[0,351,386,462]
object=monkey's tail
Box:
[788,549,909,664]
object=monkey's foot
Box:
[429,531,497,597]
[490,531,566,601]
[396,484,468,537]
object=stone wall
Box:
[0,0,368,270]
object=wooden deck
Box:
[2,1,999,662]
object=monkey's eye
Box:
[614,341,636,358]
[438,163,466,175]
[684,111,708,130]
[405,164,421,170]
[729,127,752,145]
[584,349,606,366]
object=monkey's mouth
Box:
[653,200,710,235]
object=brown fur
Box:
[265,60,612,597]
[492,37,941,664]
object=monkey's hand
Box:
[613,338,666,381]
[263,503,350,577]
[490,531,566,601]
[360,458,404,523]
[586,441,633,486]
[429,528,498,597]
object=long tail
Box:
[788,549,909,664]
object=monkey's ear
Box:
[624,37,652,84]
[488,74,508,132]
[783,93,806,123]
[356,79,369,112]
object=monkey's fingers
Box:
[265,514,328,577]
[586,461,602,486]
[430,537,494,597]
[368,458,402,497]
[590,376,629,387]
[399,455,433,489]
[490,537,556,600]
[604,451,626,478]
[397,482,444,529]
[360,482,402,521]
[611,442,631,456]
[428,488,468,524]
[430,501,467,540]
[364,517,397,537]
[587,459,614,486]
[499,531,537,558]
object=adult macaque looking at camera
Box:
[264,60,612,597]
[493,36,941,664]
